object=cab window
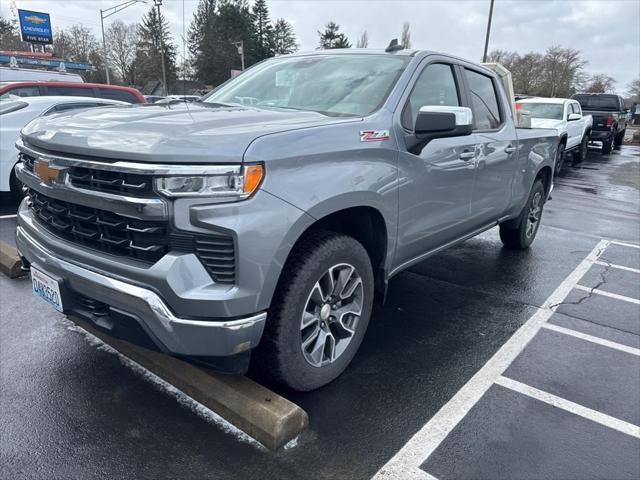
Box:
[2,86,40,99]
[402,63,460,130]
[45,85,95,97]
[464,68,502,130]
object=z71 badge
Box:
[360,130,390,142]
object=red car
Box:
[0,81,146,104]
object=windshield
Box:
[573,95,619,111]
[204,54,409,117]
[519,103,564,120]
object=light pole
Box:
[482,0,495,63]
[232,40,245,71]
[155,0,168,96]
[100,0,146,84]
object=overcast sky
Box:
[1,0,638,91]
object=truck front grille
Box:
[68,166,154,196]
[28,189,168,263]
[26,189,237,283]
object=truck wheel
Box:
[554,143,565,175]
[602,136,613,154]
[499,179,545,250]
[614,129,625,148]
[572,135,588,164]
[254,230,374,391]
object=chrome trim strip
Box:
[17,139,241,176]
[15,162,168,221]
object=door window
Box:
[98,88,138,103]
[2,86,40,98]
[571,103,581,115]
[402,63,459,130]
[464,69,502,130]
[46,85,95,97]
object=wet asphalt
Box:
[1,145,639,480]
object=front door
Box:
[395,62,477,268]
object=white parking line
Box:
[574,284,640,305]
[594,260,640,274]
[496,376,640,439]
[541,323,640,356]
[611,240,640,249]
[372,239,610,480]
[0,214,17,220]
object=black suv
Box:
[572,93,628,154]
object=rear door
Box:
[394,59,478,267]
[566,102,583,149]
[462,67,516,226]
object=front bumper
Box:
[17,224,266,362]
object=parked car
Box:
[0,66,84,83]
[0,81,146,104]
[571,93,628,154]
[517,97,592,173]
[1,96,128,199]
[15,49,559,391]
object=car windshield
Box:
[204,54,409,117]
[520,103,564,120]
[573,95,619,111]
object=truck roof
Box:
[518,97,572,105]
[287,48,421,57]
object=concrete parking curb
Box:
[68,315,309,450]
[0,239,25,278]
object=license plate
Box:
[31,267,63,312]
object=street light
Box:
[482,0,495,63]
[100,0,146,85]
[232,40,245,71]
[154,0,168,96]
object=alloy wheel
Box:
[300,263,364,367]
[525,191,543,238]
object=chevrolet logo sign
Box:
[24,15,47,24]
[33,160,63,184]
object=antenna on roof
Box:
[385,38,404,53]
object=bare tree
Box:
[401,22,411,49]
[584,74,616,93]
[106,20,137,84]
[542,46,586,97]
[627,78,640,102]
[356,30,368,48]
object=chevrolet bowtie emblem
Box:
[33,160,63,184]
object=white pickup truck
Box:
[517,97,592,174]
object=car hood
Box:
[21,103,356,163]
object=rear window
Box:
[573,95,620,111]
[97,88,139,104]
[46,85,96,97]
[0,86,40,99]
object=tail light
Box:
[515,102,522,110]
[606,115,613,127]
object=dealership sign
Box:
[18,9,53,45]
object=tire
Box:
[614,129,625,148]
[572,134,588,163]
[499,179,545,250]
[253,230,374,391]
[602,135,613,154]
[554,142,565,175]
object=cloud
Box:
[2,0,638,90]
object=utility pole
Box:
[233,40,245,71]
[100,0,146,85]
[155,0,168,96]
[482,0,495,63]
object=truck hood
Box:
[21,103,355,163]
[529,118,563,130]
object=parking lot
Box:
[1,144,639,479]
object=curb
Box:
[68,315,309,450]
[0,239,25,278]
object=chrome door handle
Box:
[459,151,476,160]
[505,145,517,154]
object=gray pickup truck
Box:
[16,49,558,391]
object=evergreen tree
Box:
[188,0,218,84]
[133,6,178,92]
[318,22,351,49]
[271,18,298,55]
[252,0,272,60]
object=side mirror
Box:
[414,106,473,140]
[567,113,581,121]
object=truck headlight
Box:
[155,164,263,199]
